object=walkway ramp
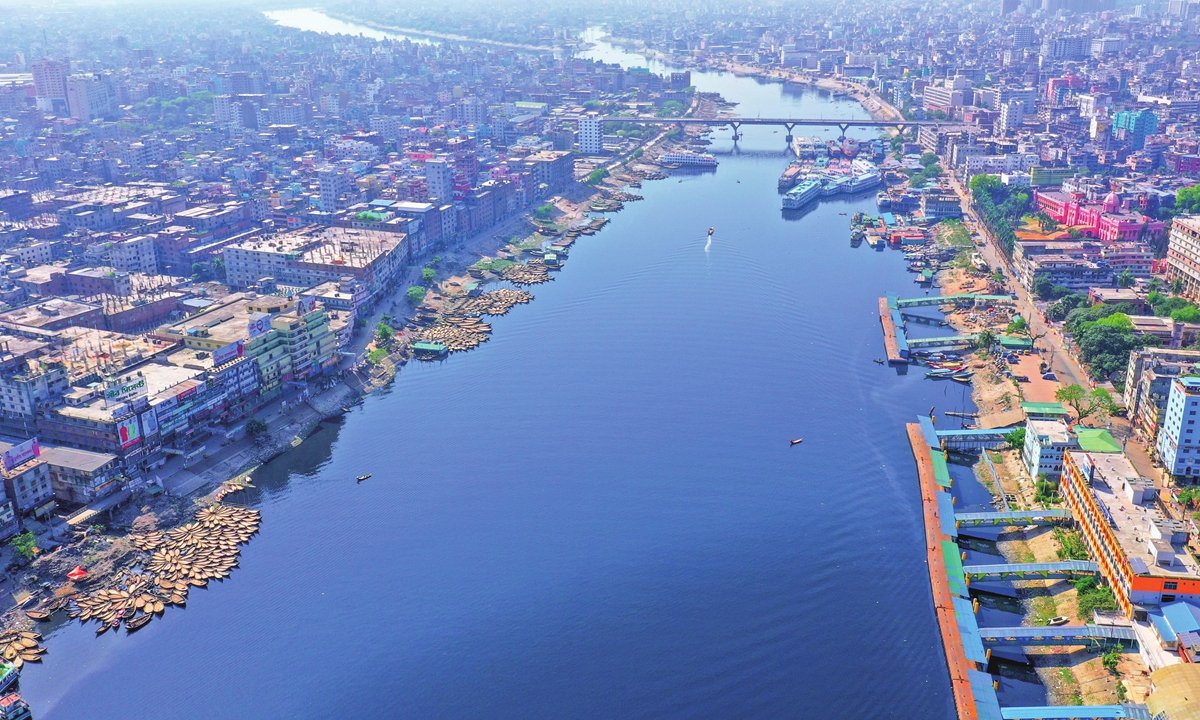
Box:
[908,334,979,349]
[896,294,1016,308]
[937,428,1011,451]
[999,705,1151,719]
[979,624,1135,647]
[955,509,1071,527]
[963,561,1097,581]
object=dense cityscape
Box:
[6,0,1200,717]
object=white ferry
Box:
[782,180,821,210]
[848,172,882,193]
[659,152,719,167]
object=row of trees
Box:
[969,175,1030,258]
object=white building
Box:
[1157,376,1200,481]
[999,99,1025,135]
[1022,419,1078,481]
[423,159,454,203]
[965,153,1040,176]
[578,117,603,155]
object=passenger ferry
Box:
[782,180,821,210]
[848,172,882,193]
[659,152,718,167]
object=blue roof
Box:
[954,597,987,664]
[1160,600,1200,637]
[882,212,897,225]
[918,415,940,450]
[1000,707,1137,719]
[969,670,1003,720]
[938,492,957,538]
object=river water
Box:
[17,16,1004,720]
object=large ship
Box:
[825,140,843,158]
[782,179,821,210]
[777,165,802,189]
[659,152,719,167]
[842,138,860,158]
[848,172,882,193]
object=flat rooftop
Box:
[157,292,294,345]
[0,299,100,328]
[1079,451,1198,580]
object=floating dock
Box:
[879,294,908,364]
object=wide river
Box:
[20,16,1003,720]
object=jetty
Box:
[907,415,1153,720]
[879,293,1019,363]
[878,294,909,364]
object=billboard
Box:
[139,409,159,438]
[294,298,317,316]
[247,313,272,339]
[117,415,142,450]
[2,438,39,471]
[104,375,147,405]
[212,340,245,366]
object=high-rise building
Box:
[31,59,69,114]
[1112,109,1159,151]
[1156,377,1200,480]
[317,168,353,212]
[423,159,454,202]
[1166,216,1200,301]
[1012,26,1036,49]
[66,74,114,122]
[579,117,603,154]
[998,99,1024,134]
[999,0,1019,14]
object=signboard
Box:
[117,415,142,450]
[294,298,317,316]
[104,375,147,405]
[212,340,245,366]
[2,438,39,471]
[247,313,272,339]
[139,409,159,438]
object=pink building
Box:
[1034,190,1164,245]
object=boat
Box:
[0,663,18,694]
[848,172,882,193]
[24,610,50,622]
[126,614,151,632]
[782,179,820,210]
[1047,616,1069,626]
[873,359,885,365]
[356,474,371,482]
[777,165,802,189]
[842,138,860,157]
[658,152,718,167]
[0,693,31,720]
[708,227,714,235]
[826,140,843,157]
[789,438,803,446]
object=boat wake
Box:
[704,234,712,252]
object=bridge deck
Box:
[963,561,1098,579]
[979,624,1135,647]
[908,334,979,348]
[896,294,1017,308]
[956,509,1071,526]
[593,116,941,127]
[1000,705,1151,719]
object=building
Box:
[0,439,53,515]
[998,99,1024,135]
[578,117,603,154]
[423,159,454,203]
[1127,349,1200,441]
[30,60,68,114]
[65,74,114,122]
[223,226,407,304]
[1061,450,1196,617]
[1021,419,1078,481]
[1113,110,1159,152]
[37,444,121,505]
[1167,217,1200,302]
[523,151,574,196]
[920,192,963,220]
[1157,376,1200,481]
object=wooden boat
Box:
[356,474,371,482]
[873,359,885,365]
[126,614,152,632]
[1047,616,1069,626]
[708,227,714,235]
[24,610,50,622]
[789,438,803,446]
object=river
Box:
[17,15,1003,720]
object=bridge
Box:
[1000,706,1152,719]
[935,428,1010,452]
[963,561,1098,581]
[906,334,978,349]
[593,115,942,141]
[955,509,1072,527]
[978,624,1135,649]
[895,294,1017,308]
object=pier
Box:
[906,416,1149,720]
[879,293,1018,364]
[879,295,908,364]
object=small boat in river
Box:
[708,227,714,235]
[126,614,151,632]
[357,474,371,482]
[789,438,803,446]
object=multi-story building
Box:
[578,117,603,154]
[66,74,114,122]
[30,60,68,114]
[423,159,454,203]
[1112,110,1159,151]
[1166,217,1200,301]
[37,444,121,505]
[1126,349,1200,441]
[1157,376,1200,481]
[1021,419,1078,481]
[0,439,54,514]
[1062,450,1197,617]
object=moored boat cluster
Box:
[456,288,532,316]
[501,259,552,285]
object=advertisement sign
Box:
[2,438,39,471]
[139,409,159,437]
[117,415,142,450]
[104,375,147,405]
[294,298,317,316]
[247,313,272,339]
[212,340,245,366]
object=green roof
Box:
[998,335,1033,349]
[1074,428,1122,453]
[930,450,953,488]
[1021,402,1069,415]
[942,540,968,597]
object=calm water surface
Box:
[21,16,979,719]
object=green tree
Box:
[534,203,554,220]
[586,168,609,185]
[376,322,395,344]
[1005,427,1026,450]
[1102,645,1123,674]
[406,286,427,306]
[1177,184,1200,214]
[367,348,388,365]
[975,329,998,351]
[8,532,36,561]
[919,152,939,168]
[1116,269,1134,288]
[1055,385,1118,423]
[421,268,436,285]
[245,418,269,440]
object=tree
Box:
[1005,427,1026,450]
[534,203,554,220]
[585,168,609,185]
[421,268,436,285]
[1116,269,1134,288]
[245,418,270,440]
[405,286,426,306]
[1173,277,1185,295]
[1177,184,1200,215]
[1006,315,1029,336]
[975,329,998,350]
[8,532,36,561]
[1055,384,1118,423]
[919,152,939,168]
[376,322,395,344]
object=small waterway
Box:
[14,15,1029,720]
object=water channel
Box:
[17,14,1030,719]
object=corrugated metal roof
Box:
[942,540,968,597]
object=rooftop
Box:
[0,299,100,329]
